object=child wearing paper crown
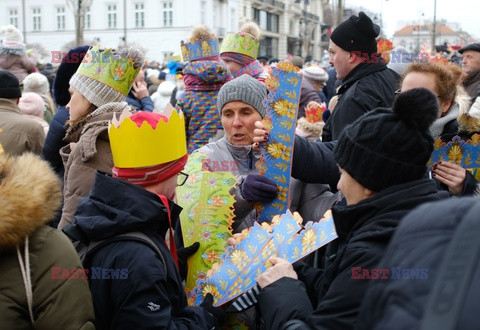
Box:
[63,110,224,329]
[177,25,232,153]
[220,22,268,82]
[57,46,144,229]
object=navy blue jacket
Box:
[322,63,399,141]
[292,136,339,190]
[41,106,69,179]
[258,179,449,330]
[126,93,154,112]
[71,173,217,329]
[357,197,480,329]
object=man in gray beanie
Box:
[323,11,399,141]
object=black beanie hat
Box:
[0,70,21,99]
[53,45,90,106]
[330,11,380,55]
[334,88,438,192]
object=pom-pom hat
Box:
[330,11,380,55]
[334,88,439,192]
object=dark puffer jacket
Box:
[70,172,218,330]
[258,179,448,330]
[356,197,480,330]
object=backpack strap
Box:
[80,231,168,277]
[420,200,480,330]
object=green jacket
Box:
[0,152,95,329]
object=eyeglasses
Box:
[177,171,189,186]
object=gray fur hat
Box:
[217,74,267,117]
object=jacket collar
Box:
[222,136,262,161]
[332,179,442,239]
[72,172,182,241]
[0,98,21,114]
[338,62,389,95]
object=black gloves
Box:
[241,173,278,203]
[200,293,225,327]
[177,242,200,280]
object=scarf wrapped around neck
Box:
[231,60,264,79]
[183,60,232,92]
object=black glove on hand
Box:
[177,242,200,280]
[200,293,225,327]
[241,173,278,203]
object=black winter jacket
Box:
[71,172,217,330]
[356,196,480,330]
[258,179,448,330]
[322,63,399,141]
[41,106,69,178]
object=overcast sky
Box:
[345,0,480,39]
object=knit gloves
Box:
[241,173,278,203]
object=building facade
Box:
[393,22,477,54]
[1,0,323,62]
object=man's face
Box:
[461,50,480,75]
[329,40,352,81]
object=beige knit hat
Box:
[23,73,49,95]
[69,46,145,107]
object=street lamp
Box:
[431,0,437,54]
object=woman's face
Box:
[222,59,243,75]
[401,72,450,117]
[221,101,262,146]
[66,87,94,122]
[337,167,373,205]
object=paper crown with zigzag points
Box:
[220,32,259,59]
[180,36,219,62]
[108,106,187,168]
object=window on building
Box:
[135,3,145,28]
[32,8,41,31]
[253,8,278,33]
[56,6,66,30]
[9,9,18,28]
[230,8,236,31]
[201,0,206,24]
[162,1,173,27]
[107,4,117,29]
[260,36,279,57]
[85,9,91,29]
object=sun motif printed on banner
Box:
[429,134,480,171]
[255,61,303,223]
[194,210,338,306]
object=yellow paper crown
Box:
[108,105,187,168]
[76,46,140,96]
[220,32,259,59]
[180,36,219,62]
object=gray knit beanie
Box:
[69,47,145,107]
[217,74,267,118]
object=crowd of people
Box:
[1,10,480,329]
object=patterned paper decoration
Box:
[429,135,480,179]
[256,61,303,223]
[193,210,338,306]
[177,152,236,303]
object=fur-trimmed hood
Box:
[458,94,480,134]
[0,153,61,249]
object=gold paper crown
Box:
[108,105,187,168]
[220,32,259,59]
[76,46,141,96]
[180,37,219,62]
